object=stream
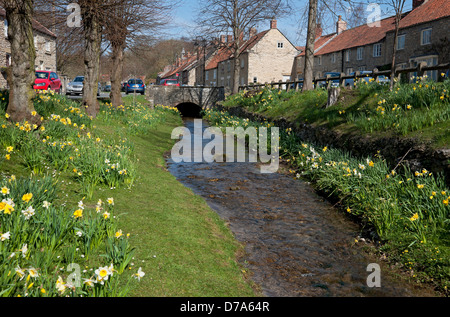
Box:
[166,117,434,297]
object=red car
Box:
[160,78,180,86]
[34,71,62,93]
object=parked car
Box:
[160,78,180,86]
[121,82,127,92]
[125,79,146,95]
[34,71,62,93]
[317,72,341,88]
[66,76,84,95]
[345,71,390,87]
[104,85,111,92]
[66,76,101,96]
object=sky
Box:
[164,0,414,47]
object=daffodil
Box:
[1,231,11,241]
[1,187,9,195]
[73,209,83,218]
[115,230,123,238]
[134,267,145,281]
[22,193,33,203]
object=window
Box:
[45,40,51,52]
[227,61,231,72]
[331,53,336,64]
[317,56,322,65]
[277,42,284,48]
[397,34,405,50]
[4,19,8,38]
[240,58,245,68]
[357,47,364,61]
[205,71,209,81]
[421,28,432,45]
[373,43,382,57]
[346,67,353,75]
[358,66,365,71]
[345,50,350,62]
[6,53,11,67]
[213,69,217,79]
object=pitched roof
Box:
[398,0,450,29]
[316,16,396,56]
[302,0,450,57]
[0,8,57,38]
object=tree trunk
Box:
[4,0,40,124]
[110,41,125,108]
[302,0,318,92]
[232,43,241,95]
[390,17,400,91]
[81,5,102,118]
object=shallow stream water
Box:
[166,117,434,297]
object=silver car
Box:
[66,76,84,95]
[66,76,101,96]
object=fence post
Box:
[372,68,379,82]
[417,61,427,78]
[339,73,345,87]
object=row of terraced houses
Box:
[158,0,450,90]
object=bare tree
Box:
[104,0,172,107]
[388,0,407,90]
[1,0,40,124]
[302,0,318,91]
[197,0,287,94]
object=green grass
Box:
[0,93,258,297]
[91,111,257,296]
[227,78,450,148]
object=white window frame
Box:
[213,69,217,79]
[397,34,405,50]
[317,56,322,65]
[345,49,350,62]
[357,47,364,61]
[331,53,336,64]
[373,43,382,57]
[421,28,432,45]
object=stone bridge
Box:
[146,86,226,117]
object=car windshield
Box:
[35,72,48,79]
[73,77,84,83]
[166,80,178,84]
[129,79,143,84]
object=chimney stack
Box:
[249,27,257,38]
[315,23,322,39]
[270,18,277,29]
[336,15,347,34]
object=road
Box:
[65,92,144,100]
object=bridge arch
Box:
[175,102,203,118]
[146,86,225,111]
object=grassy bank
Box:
[224,76,450,148]
[0,92,257,297]
[205,83,450,295]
